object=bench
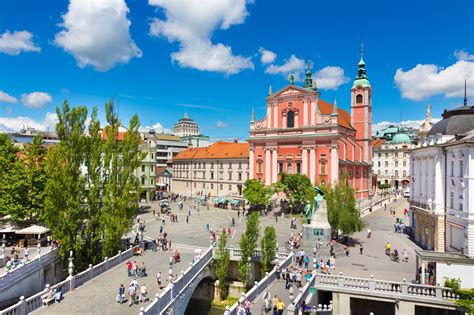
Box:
[42,295,55,306]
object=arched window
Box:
[287,110,295,128]
[356,94,363,103]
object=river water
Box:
[185,300,224,315]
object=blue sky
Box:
[0,0,473,140]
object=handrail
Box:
[0,246,137,315]
[228,252,294,315]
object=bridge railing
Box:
[228,252,294,315]
[287,273,318,314]
[0,246,137,315]
[143,245,214,315]
[315,272,459,302]
[0,247,58,291]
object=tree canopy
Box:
[238,211,260,287]
[43,100,143,269]
[323,173,365,236]
[243,179,273,210]
[214,228,230,299]
[275,173,315,213]
[260,226,277,273]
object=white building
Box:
[142,132,189,168]
[410,96,474,288]
[372,128,414,189]
[172,113,200,137]
[172,141,249,197]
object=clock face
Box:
[322,116,331,124]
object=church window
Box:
[287,163,293,174]
[257,163,263,173]
[356,94,363,103]
[287,111,295,128]
[296,163,301,173]
[320,163,327,175]
[279,163,284,173]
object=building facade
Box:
[248,56,372,200]
[172,142,249,197]
[410,91,474,287]
[172,113,200,138]
[372,128,415,189]
[135,136,157,202]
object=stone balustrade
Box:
[228,252,294,315]
[143,245,214,315]
[0,246,136,315]
[0,247,58,291]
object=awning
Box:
[0,225,19,234]
[15,225,50,235]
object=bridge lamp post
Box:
[68,250,74,279]
[37,243,41,259]
[1,234,5,262]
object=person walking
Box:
[272,295,279,315]
[117,284,125,304]
[359,243,364,255]
[23,247,29,262]
[276,299,285,315]
[128,284,136,306]
[402,249,408,262]
[156,271,162,289]
[140,284,147,303]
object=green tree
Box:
[100,101,143,258]
[324,173,365,236]
[243,179,273,211]
[260,226,276,273]
[277,173,315,213]
[444,278,474,314]
[43,101,89,268]
[43,99,143,269]
[238,212,260,288]
[0,134,20,216]
[214,228,230,299]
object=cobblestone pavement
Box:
[250,196,417,313]
[31,196,416,314]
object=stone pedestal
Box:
[302,200,332,253]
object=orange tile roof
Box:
[101,130,126,141]
[372,138,386,148]
[317,99,353,130]
[174,141,249,160]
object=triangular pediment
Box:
[268,84,316,98]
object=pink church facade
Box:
[248,57,373,200]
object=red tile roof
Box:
[174,142,249,160]
[317,99,353,130]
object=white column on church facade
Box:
[331,144,339,185]
[303,100,308,126]
[310,99,316,126]
[272,148,278,183]
[283,115,287,129]
[294,112,299,128]
[265,149,271,185]
[302,148,308,176]
[273,104,278,128]
[249,148,254,180]
[267,105,272,128]
[309,147,316,184]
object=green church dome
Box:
[391,133,411,144]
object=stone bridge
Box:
[0,247,63,309]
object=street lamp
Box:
[68,250,74,279]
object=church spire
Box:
[332,98,338,115]
[251,108,255,122]
[352,44,371,88]
[268,84,273,96]
[464,79,468,106]
[304,59,313,88]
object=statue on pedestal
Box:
[304,186,325,224]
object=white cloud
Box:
[148,0,254,75]
[21,92,52,109]
[314,66,349,90]
[216,120,229,128]
[394,52,474,101]
[140,122,170,133]
[454,50,474,61]
[0,30,41,55]
[54,0,142,71]
[372,119,441,135]
[0,112,58,132]
[0,91,18,103]
[265,55,305,79]
[259,48,276,64]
